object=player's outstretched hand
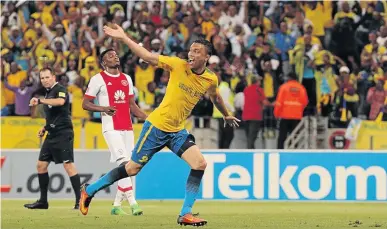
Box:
[103,106,117,116]
[103,23,126,40]
[224,116,241,128]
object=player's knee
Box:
[126,165,141,176]
[192,158,207,170]
[36,161,48,173]
[125,161,142,176]
[126,167,139,176]
[63,162,77,176]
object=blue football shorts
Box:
[131,120,196,165]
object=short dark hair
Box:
[99,48,115,64]
[193,39,213,56]
[288,72,298,80]
[39,67,54,75]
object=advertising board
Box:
[1,150,118,199]
[2,150,386,201]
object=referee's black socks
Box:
[70,174,81,203]
[38,173,49,203]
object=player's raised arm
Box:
[208,84,240,128]
[103,24,159,66]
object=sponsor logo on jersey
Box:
[107,82,112,86]
[178,82,204,99]
[114,90,126,103]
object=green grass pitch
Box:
[2,200,387,229]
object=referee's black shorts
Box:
[39,129,74,164]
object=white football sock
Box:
[113,189,125,207]
[118,177,137,206]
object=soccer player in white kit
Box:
[82,49,148,215]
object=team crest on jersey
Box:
[121,80,128,86]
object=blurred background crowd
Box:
[1,0,387,147]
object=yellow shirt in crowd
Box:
[201,21,215,40]
[303,1,332,36]
[67,85,89,119]
[296,36,322,46]
[135,65,155,93]
[179,23,189,42]
[364,44,387,56]
[263,72,274,98]
[4,71,27,105]
[0,82,7,109]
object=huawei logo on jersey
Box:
[114,90,126,103]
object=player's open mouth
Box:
[188,59,194,65]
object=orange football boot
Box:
[177,213,207,227]
[79,184,93,215]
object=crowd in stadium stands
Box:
[1,1,387,144]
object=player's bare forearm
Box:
[210,91,241,127]
[130,98,148,120]
[210,92,230,117]
[82,98,105,112]
[122,36,159,66]
[40,98,65,106]
[208,85,229,117]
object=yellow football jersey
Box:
[147,56,218,132]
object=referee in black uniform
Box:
[24,67,81,210]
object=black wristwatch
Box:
[37,98,41,104]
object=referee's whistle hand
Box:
[29,98,39,106]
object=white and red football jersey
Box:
[84,71,134,132]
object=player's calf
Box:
[179,145,206,220]
[63,162,81,209]
[29,161,49,208]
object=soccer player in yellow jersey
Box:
[79,24,240,227]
